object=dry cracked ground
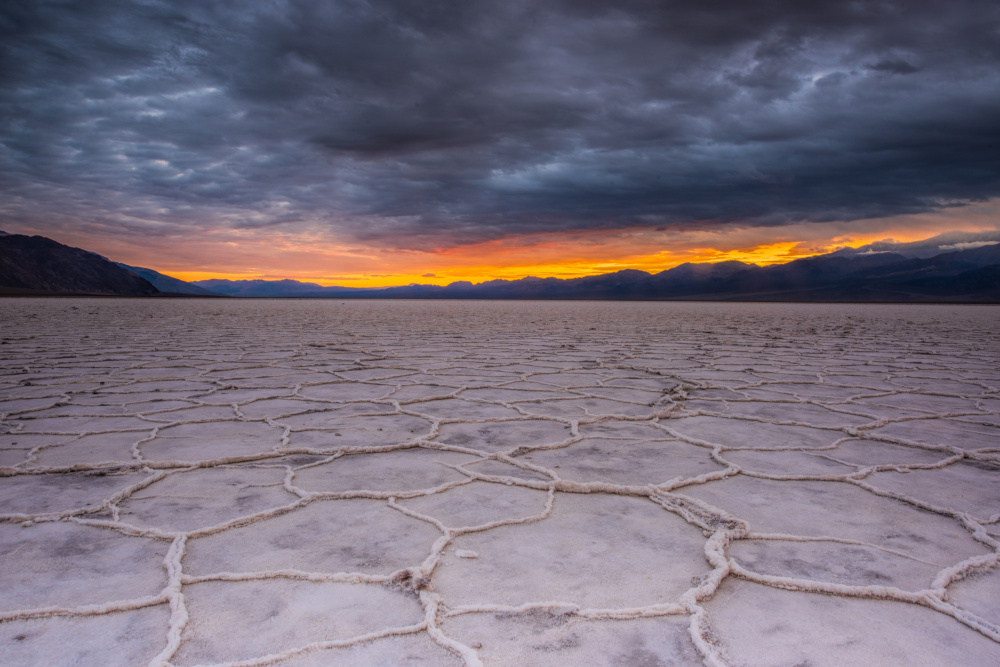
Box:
[1,299,999,667]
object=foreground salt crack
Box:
[1,299,999,666]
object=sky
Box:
[1,0,999,286]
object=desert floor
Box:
[1,299,999,666]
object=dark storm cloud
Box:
[1,0,999,248]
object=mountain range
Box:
[1,230,999,302]
[194,233,1000,302]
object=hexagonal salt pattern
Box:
[1,298,998,666]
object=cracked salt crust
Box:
[1,299,999,666]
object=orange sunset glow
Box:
[94,200,997,288]
[144,232,973,287]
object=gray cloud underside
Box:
[1,0,999,248]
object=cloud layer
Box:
[2,0,999,250]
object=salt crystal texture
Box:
[1,299,998,666]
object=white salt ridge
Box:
[0,299,998,666]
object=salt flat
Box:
[1,298,999,666]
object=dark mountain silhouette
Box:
[116,263,219,296]
[193,242,1000,302]
[0,233,159,296]
[193,278,366,297]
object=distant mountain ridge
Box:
[190,240,1000,302]
[194,278,360,297]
